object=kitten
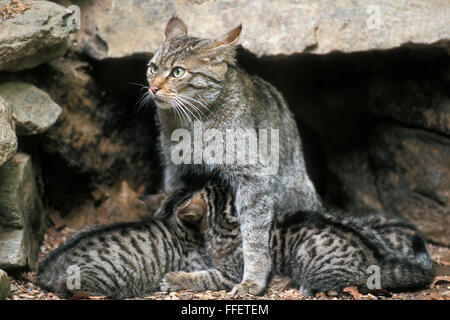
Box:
[147,16,322,295]
[158,182,435,295]
[36,189,211,299]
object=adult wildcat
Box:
[147,16,322,295]
[158,182,435,295]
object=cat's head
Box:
[147,16,242,113]
[146,181,238,238]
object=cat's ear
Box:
[201,24,242,63]
[177,192,207,227]
[212,24,242,49]
[165,16,188,40]
[138,193,171,211]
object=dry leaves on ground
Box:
[0,0,31,21]
[5,226,450,301]
[343,286,363,300]
[431,276,450,289]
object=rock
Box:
[68,0,450,59]
[330,123,450,246]
[57,180,151,230]
[0,0,77,71]
[0,153,45,270]
[33,58,130,176]
[0,228,33,270]
[361,55,450,134]
[371,124,450,246]
[328,149,384,213]
[0,96,17,167]
[36,58,160,183]
[0,269,10,300]
[0,82,62,135]
[1,57,161,224]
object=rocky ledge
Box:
[70,0,450,59]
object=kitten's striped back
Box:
[37,190,208,299]
[160,182,434,295]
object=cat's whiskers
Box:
[196,95,212,112]
[176,95,209,121]
[175,96,201,123]
[136,94,146,111]
[136,91,152,111]
[179,94,212,115]
[165,90,192,125]
[169,98,187,125]
[129,82,149,94]
[196,95,216,116]
[172,97,193,124]
[132,82,153,112]
[167,99,184,125]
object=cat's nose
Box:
[150,85,160,94]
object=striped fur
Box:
[160,182,435,295]
[150,16,323,296]
[36,189,210,299]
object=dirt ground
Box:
[6,226,450,301]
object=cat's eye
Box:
[171,67,185,78]
[149,63,158,75]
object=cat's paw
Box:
[230,280,265,296]
[297,285,315,297]
[159,272,189,292]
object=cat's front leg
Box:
[160,269,239,292]
[231,183,274,296]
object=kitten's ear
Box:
[165,16,188,40]
[138,193,171,211]
[177,192,207,226]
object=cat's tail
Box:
[377,234,434,291]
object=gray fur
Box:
[36,190,210,299]
[148,17,322,295]
[160,183,435,295]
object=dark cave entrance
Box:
[17,45,447,244]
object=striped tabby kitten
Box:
[36,189,211,299]
[159,183,435,295]
[148,17,322,295]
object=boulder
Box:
[67,0,450,59]
[328,148,383,214]
[35,58,130,175]
[0,229,33,270]
[330,123,450,246]
[0,269,10,300]
[371,124,450,246]
[0,82,62,135]
[1,58,161,222]
[353,57,450,135]
[0,96,17,167]
[0,0,77,71]
[35,58,160,184]
[0,153,45,270]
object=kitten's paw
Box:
[230,280,265,296]
[297,286,314,297]
[159,272,189,292]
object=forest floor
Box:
[6,225,450,301]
